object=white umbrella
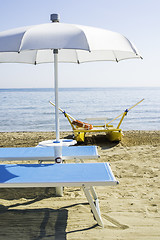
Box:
[0,14,142,142]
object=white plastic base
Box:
[38,139,77,147]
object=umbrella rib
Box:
[17,29,38,65]
[34,50,38,65]
[112,50,119,62]
[75,50,80,64]
[18,30,28,52]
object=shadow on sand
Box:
[0,192,99,240]
[0,187,68,240]
[0,204,68,240]
[77,134,120,150]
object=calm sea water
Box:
[0,87,159,132]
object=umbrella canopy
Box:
[0,14,142,141]
[0,22,141,64]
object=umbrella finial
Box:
[50,14,60,22]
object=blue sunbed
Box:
[0,162,118,227]
[0,146,99,161]
[0,163,117,187]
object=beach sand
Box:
[0,131,160,240]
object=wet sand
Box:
[0,131,160,239]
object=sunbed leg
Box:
[90,186,101,216]
[82,186,104,227]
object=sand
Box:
[0,131,160,240]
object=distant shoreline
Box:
[1,86,160,91]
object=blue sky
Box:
[0,0,160,88]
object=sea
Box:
[0,87,160,132]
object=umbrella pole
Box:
[54,49,60,142]
[54,49,63,197]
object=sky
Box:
[0,0,160,88]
